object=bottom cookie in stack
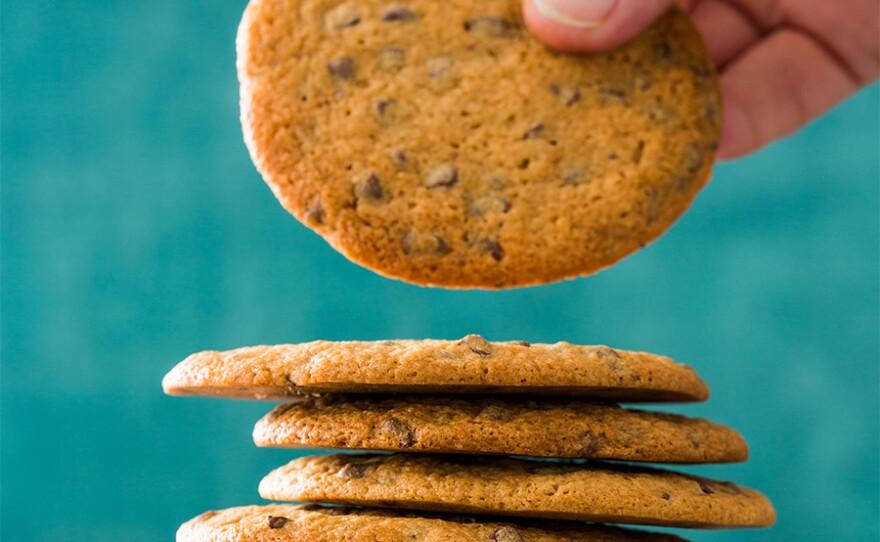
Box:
[177,504,691,541]
[163,336,775,540]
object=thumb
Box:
[523,0,678,52]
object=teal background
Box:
[2,1,878,540]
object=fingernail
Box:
[532,0,618,29]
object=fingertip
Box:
[523,0,676,52]
[715,91,756,161]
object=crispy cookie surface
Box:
[260,454,775,529]
[177,504,690,542]
[162,336,709,401]
[254,396,746,463]
[238,1,720,287]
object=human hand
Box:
[523,0,880,159]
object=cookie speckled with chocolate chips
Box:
[253,395,747,463]
[177,504,691,542]
[259,454,776,529]
[238,0,720,287]
[162,335,709,402]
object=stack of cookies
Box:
[164,336,775,541]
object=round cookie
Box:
[162,335,709,402]
[237,0,721,288]
[259,454,776,529]
[177,504,691,542]
[254,396,747,463]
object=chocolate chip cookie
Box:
[177,504,685,542]
[162,335,709,401]
[238,1,720,287]
[254,395,747,463]
[259,454,776,529]
[177,504,691,541]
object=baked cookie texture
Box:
[161,336,709,402]
[177,504,691,542]
[237,0,721,287]
[259,454,776,529]
[253,395,747,463]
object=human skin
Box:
[523,0,880,159]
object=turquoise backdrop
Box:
[2,1,878,540]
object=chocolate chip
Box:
[646,104,673,123]
[550,84,580,106]
[464,16,511,37]
[510,340,530,347]
[477,238,504,261]
[324,4,361,30]
[635,70,654,91]
[491,526,524,542]
[600,87,627,102]
[580,431,602,457]
[382,5,416,22]
[426,56,453,79]
[619,425,645,439]
[390,148,408,167]
[303,202,325,226]
[523,123,544,140]
[376,99,396,117]
[195,511,218,522]
[689,64,713,79]
[328,57,355,79]
[423,163,458,188]
[338,462,370,479]
[468,195,510,217]
[381,417,415,447]
[563,166,590,186]
[633,140,645,165]
[661,492,671,500]
[378,47,405,72]
[720,481,745,495]
[458,334,492,356]
[355,173,385,202]
[325,507,353,516]
[375,99,408,125]
[643,186,660,224]
[698,479,715,495]
[267,516,288,529]
[401,230,449,256]
[683,143,704,173]
[688,434,703,449]
[655,41,674,61]
[478,404,510,421]
[596,346,621,361]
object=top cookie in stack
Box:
[162,335,709,402]
[237,0,721,288]
[164,335,775,540]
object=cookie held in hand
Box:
[237,1,720,287]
